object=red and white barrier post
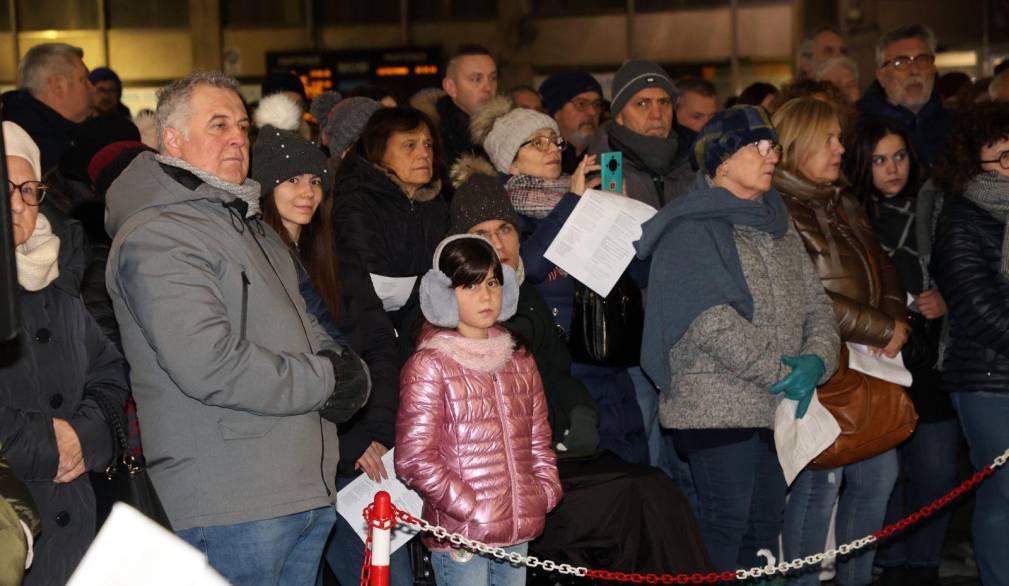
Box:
[367,491,393,586]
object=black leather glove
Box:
[317,347,371,424]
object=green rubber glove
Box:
[768,354,825,419]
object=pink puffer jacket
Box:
[395,325,562,550]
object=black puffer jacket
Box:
[334,251,401,477]
[933,196,1009,393]
[331,155,449,348]
[0,217,128,585]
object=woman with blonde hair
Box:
[772,98,909,586]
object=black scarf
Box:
[608,124,679,177]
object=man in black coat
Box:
[2,43,96,174]
[436,44,498,169]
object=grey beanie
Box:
[610,60,677,116]
[322,97,382,156]
[484,108,559,174]
[251,125,330,196]
[448,173,520,235]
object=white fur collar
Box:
[420,327,515,373]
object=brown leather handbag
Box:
[810,344,918,468]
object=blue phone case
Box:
[601,152,623,194]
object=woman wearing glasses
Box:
[460,96,651,465]
[0,122,128,585]
[635,105,839,571]
[772,98,909,586]
[931,103,1009,586]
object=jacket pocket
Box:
[217,412,279,440]
[240,271,250,339]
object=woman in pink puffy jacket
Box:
[395,234,562,586]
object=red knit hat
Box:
[88,140,155,197]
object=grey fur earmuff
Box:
[419,234,519,328]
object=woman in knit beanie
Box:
[251,93,410,586]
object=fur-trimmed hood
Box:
[410,88,446,127]
[450,153,497,189]
[468,95,514,147]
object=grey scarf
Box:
[963,171,1009,279]
[155,154,262,217]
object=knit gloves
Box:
[318,347,371,424]
[768,355,825,419]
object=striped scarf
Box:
[505,173,572,219]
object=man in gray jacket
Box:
[104,71,369,584]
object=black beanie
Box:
[448,173,520,235]
[539,71,604,116]
[251,125,330,196]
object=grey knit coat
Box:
[661,224,840,430]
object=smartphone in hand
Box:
[600,152,622,194]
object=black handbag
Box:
[567,273,644,367]
[87,391,172,531]
[901,311,941,372]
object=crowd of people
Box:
[1,19,1008,586]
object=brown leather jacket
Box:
[773,169,907,347]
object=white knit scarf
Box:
[15,213,60,291]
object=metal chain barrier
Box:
[361,445,1009,585]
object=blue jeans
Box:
[951,391,1009,586]
[876,419,961,570]
[431,542,528,586]
[321,478,412,586]
[784,449,898,586]
[676,428,785,572]
[176,506,336,585]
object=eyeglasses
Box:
[570,97,604,113]
[880,53,936,72]
[8,180,47,206]
[750,140,783,158]
[980,150,1009,170]
[519,135,567,152]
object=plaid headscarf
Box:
[694,105,778,178]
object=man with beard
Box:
[540,71,604,175]
[795,26,849,80]
[858,24,951,167]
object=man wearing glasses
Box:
[539,71,605,175]
[858,24,951,166]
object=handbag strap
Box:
[84,389,130,465]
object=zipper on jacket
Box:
[319,414,331,496]
[491,372,522,544]
[240,271,250,339]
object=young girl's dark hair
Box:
[843,116,923,216]
[438,237,503,289]
[262,180,343,320]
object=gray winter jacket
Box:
[662,224,839,430]
[105,153,340,531]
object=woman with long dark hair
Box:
[252,97,408,586]
[931,103,1009,586]
[844,116,959,585]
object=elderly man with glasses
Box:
[858,24,952,167]
[539,71,606,175]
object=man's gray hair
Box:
[875,24,938,68]
[18,43,84,97]
[796,26,842,71]
[155,71,242,152]
[814,56,860,84]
